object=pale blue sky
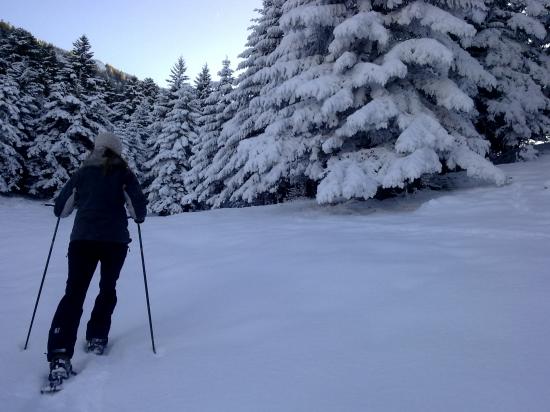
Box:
[2,0,262,86]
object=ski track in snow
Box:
[1,155,549,412]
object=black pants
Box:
[47,240,128,361]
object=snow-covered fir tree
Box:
[2,28,44,141]
[142,87,170,189]
[27,35,111,196]
[471,0,550,158]
[112,76,148,172]
[194,64,213,105]
[0,72,24,193]
[183,64,213,205]
[119,76,160,179]
[0,27,48,193]
[145,57,198,215]
[206,0,348,206]
[117,78,159,180]
[206,0,507,207]
[27,53,85,196]
[314,0,507,203]
[187,58,235,206]
[68,35,111,138]
[139,77,160,108]
[120,101,150,180]
[197,0,284,207]
[111,76,144,130]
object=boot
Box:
[86,338,108,355]
[49,356,72,380]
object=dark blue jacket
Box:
[54,152,148,244]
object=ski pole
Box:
[24,216,61,350]
[137,223,157,354]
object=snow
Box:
[382,147,442,188]
[336,95,399,137]
[279,3,346,30]
[330,11,389,54]
[417,78,474,112]
[2,155,550,412]
[384,38,454,69]
[388,1,477,38]
[507,13,547,41]
[395,113,455,153]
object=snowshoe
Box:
[86,338,108,355]
[41,356,74,394]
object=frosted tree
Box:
[197,0,285,206]
[27,55,87,195]
[0,72,24,192]
[112,76,146,171]
[145,57,198,215]
[194,64,213,106]
[471,0,550,158]
[27,35,111,196]
[0,27,47,193]
[142,87,170,190]
[208,0,349,206]
[306,1,485,202]
[189,64,214,193]
[111,76,144,131]
[167,56,188,90]
[34,42,60,101]
[139,77,160,106]
[120,100,151,179]
[187,58,235,205]
[0,30,37,194]
[72,36,111,134]
[314,0,507,203]
[1,28,44,141]
[212,0,506,206]
[68,35,111,141]
[122,76,159,178]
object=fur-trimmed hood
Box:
[95,131,123,156]
[83,149,125,168]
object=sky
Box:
[2,0,262,87]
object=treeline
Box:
[0,22,158,198]
[1,0,549,214]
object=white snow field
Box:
[1,155,549,412]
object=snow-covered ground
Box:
[1,155,549,412]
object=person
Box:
[46,131,147,386]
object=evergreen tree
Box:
[139,77,160,107]
[197,0,284,207]
[206,0,347,206]
[121,100,150,179]
[316,0,507,203]
[36,42,61,99]
[143,88,170,190]
[0,27,44,193]
[118,77,158,181]
[471,0,550,159]
[111,76,143,128]
[27,54,83,195]
[123,76,160,178]
[186,58,234,205]
[69,35,96,87]
[168,56,188,90]
[27,35,111,196]
[0,72,24,192]
[194,64,213,104]
[145,57,198,215]
[209,0,506,207]
[3,28,44,128]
